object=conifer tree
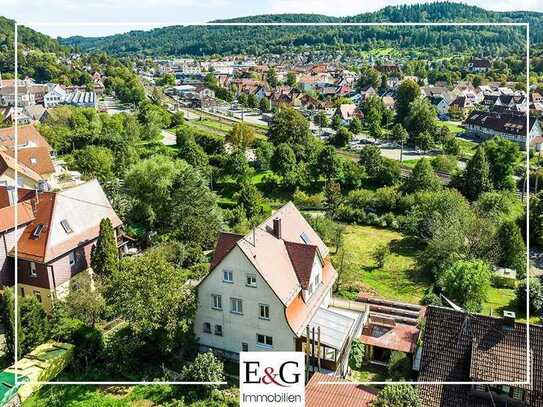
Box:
[403,158,441,194]
[462,146,493,200]
[91,218,119,278]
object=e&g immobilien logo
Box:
[240,352,305,407]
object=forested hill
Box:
[0,16,67,74]
[60,2,543,58]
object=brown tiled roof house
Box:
[418,306,543,406]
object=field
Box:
[329,225,534,324]
[331,225,431,304]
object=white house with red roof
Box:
[195,202,365,375]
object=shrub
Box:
[387,351,412,381]
[181,351,225,396]
[293,189,324,209]
[348,338,365,370]
[373,243,390,268]
[373,384,422,407]
[421,288,441,306]
[374,186,400,213]
[431,154,458,174]
[51,317,103,371]
[516,277,543,314]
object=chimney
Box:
[502,310,516,332]
[272,217,282,239]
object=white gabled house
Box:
[195,202,365,375]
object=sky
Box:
[3,0,543,38]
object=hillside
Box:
[60,2,543,58]
[0,16,68,78]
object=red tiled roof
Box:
[0,201,35,233]
[284,240,317,290]
[2,180,122,263]
[0,124,52,151]
[305,372,377,407]
[8,146,55,175]
[209,232,244,269]
[285,258,337,335]
[361,320,419,353]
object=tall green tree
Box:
[403,158,441,194]
[2,287,21,362]
[268,106,310,147]
[462,146,493,201]
[333,127,352,147]
[259,96,271,112]
[405,98,437,140]
[266,67,279,88]
[226,122,256,149]
[438,259,492,312]
[315,146,342,181]
[483,137,521,191]
[234,181,265,220]
[271,143,297,177]
[109,249,196,353]
[20,296,50,355]
[349,117,362,134]
[390,123,409,162]
[324,181,342,219]
[91,218,119,278]
[499,220,526,279]
[396,79,421,125]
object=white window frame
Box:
[223,269,233,283]
[230,297,243,314]
[246,274,257,287]
[29,261,37,277]
[259,304,270,320]
[256,334,273,349]
[212,294,222,310]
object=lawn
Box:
[349,364,387,386]
[401,159,418,169]
[482,286,541,325]
[331,225,431,305]
[441,120,464,135]
[456,137,478,158]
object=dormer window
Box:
[32,224,44,238]
[60,219,73,234]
